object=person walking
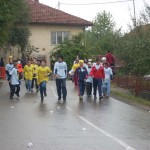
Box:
[103,62,113,98]
[71,59,80,87]
[5,58,14,92]
[54,56,67,101]
[74,60,88,101]
[105,51,115,67]
[31,58,39,92]
[9,62,20,99]
[0,58,5,67]
[24,60,33,93]
[37,60,52,102]
[17,61,23,81]
[86,62,93,97]
[90,57,105,101]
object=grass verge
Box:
[111,90,150,107]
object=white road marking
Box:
[66,106,73,112]
[78,116,136,150]
[51,85,135,150]
[50,86,57,98]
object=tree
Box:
[0,0,38,59]
[85,11,121,55]
[0,0,27,46]
[50,33,88,70]
[116,4,150,76]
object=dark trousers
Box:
[39,81,47,99]
[56,79,67,99]
[9,82,12,91]
[31,78,38,89]
[10,84,20,97]
[93,78,102,97]
[86,82,92,96]
[78,80,86,96]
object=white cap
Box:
[101,57,106,61]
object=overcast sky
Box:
[39,0,150,31]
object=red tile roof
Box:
[28,0,92,26]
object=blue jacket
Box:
[75,67,88,81]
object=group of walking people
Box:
[4,50,115,103]
[70,53,114,101]
[5,55,67,102]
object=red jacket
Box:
[105,53,115,65]
[90,65,105,79]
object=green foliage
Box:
[116,3,150,76]
[116,25,150,76]
[50,33,88,70]
[0,0,28,46]
[85,11,121,55]
[0,0,37,59]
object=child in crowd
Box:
[103,62,113,98]
[37,60,52,102]
[74,60,88,101]
[17,61,23,81]
[71,59,80,87]
[31,58,39,92]
[9,62,20,99]
[24,60,33,93]
[86,62,93,97]
[6,58,14,92]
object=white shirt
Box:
[104,67,113,82]
[54,62,67,79]
[9,68,19,85]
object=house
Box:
[28,0,92,66]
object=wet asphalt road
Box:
[0,80,150,150]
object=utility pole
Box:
[58,1,60,9]
[133,0,136,27]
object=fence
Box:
[0,67,6,79]
[112,75,150,99]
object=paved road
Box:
[0,80,150,150]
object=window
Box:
[51,31,70,44]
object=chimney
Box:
[34,0,39,2]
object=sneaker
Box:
[41,97,44,102]
[44,92,47,97]
[58,97,61,101]
[106,95,109,98]
[15,92,20,97]
[10,96,13,99]
[94,95,97,100]
[63,98,67,102]
[15,94,20,97]
[79,96,83,101]
[99,96,103,101]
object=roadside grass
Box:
[111,84,150,107]
[111,90,150,107]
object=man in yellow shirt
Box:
[37,60,52,102]
[24,60,33,93]
[31,58,39,92]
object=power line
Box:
[60,0,133,6]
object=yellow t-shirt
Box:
[72,63,80,71]
[24,65,33,80]
[31,64,38,78]
[37,66,52,84]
